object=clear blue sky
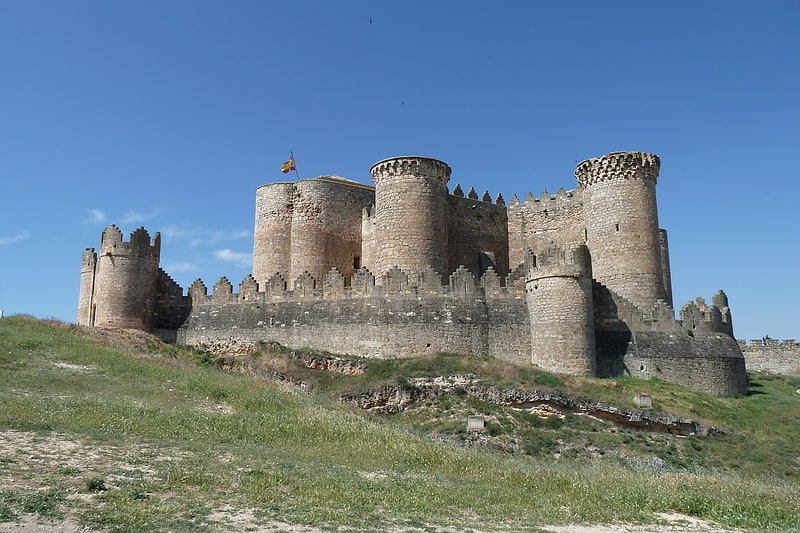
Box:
[1,1,798,341]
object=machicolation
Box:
[78,152,750,395]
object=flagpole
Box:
[291,151,300,181]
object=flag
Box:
[281,155,296,174]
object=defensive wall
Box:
[739,338,800,376]
[143,261,746,396]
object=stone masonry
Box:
[78,151,750,395]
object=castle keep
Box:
[78,152,749,395]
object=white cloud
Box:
[160,226,249,246]
[121,209,164,224]
[213,249,252,268]
[189,229,250,248]
[85,208,106,224]
[0,231,31,245]
[162,262,197,274]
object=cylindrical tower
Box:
[253,182,294,285]
[369,156,451,277]
[289,178,374,287]
[575,151,666,311]
[659,228,673,308]
[91,225,161,330]
[526,243,596,375]
[77,248,97,326]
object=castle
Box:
[77,151,749,395]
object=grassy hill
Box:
[0,315,798,532]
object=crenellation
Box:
[239,274,259,301]
[738,337,800,376]
[212,277,234,303]
[293,271,316,296]
[79,151,750,396]
[189,279,207,299]
[323,267,346,296]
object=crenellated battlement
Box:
[739,338,799,349]
[179,264,526,306]
[451,184,506,206]
[738,338,800,377]
[574,151,660,188]
[370,156,451,185]
[99,224,161,259]
[527,242,592,281]
[507,187,583,214]
[679,292,734,337]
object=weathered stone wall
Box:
[576,152,667,310]
[739,339,800,376]
[173,285,531,364]
[618,331,748,396]
[370,157,451,279]
[507,188,586,269]
[447,193,509,278]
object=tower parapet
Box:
[526,243,596,375]
[369,156,451,278]
[574,151,660,187]
[575,151,667,311]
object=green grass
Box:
[0,315,798,531]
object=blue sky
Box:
[1,1,797,341]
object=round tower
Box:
[369,156,451,277]
[526,243,596,375]
[253,182,294,285]
[574,151,666,311]
[91,225,161,330]
[77,248,97,326]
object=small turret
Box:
[526,242,596,375]
[78,225,161,330]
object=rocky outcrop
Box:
[339,380,726,437]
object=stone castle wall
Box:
[145,265,747,396]
[164,267,532,364]
[739,339,800,376]
[447,192,509,278]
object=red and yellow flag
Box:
[281,156,296,174]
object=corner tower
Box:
[369,156,451,277]
[575,152,667,311]
[526,243,596,375]
[78,225,161,330]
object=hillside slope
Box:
[0,316,797,532]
